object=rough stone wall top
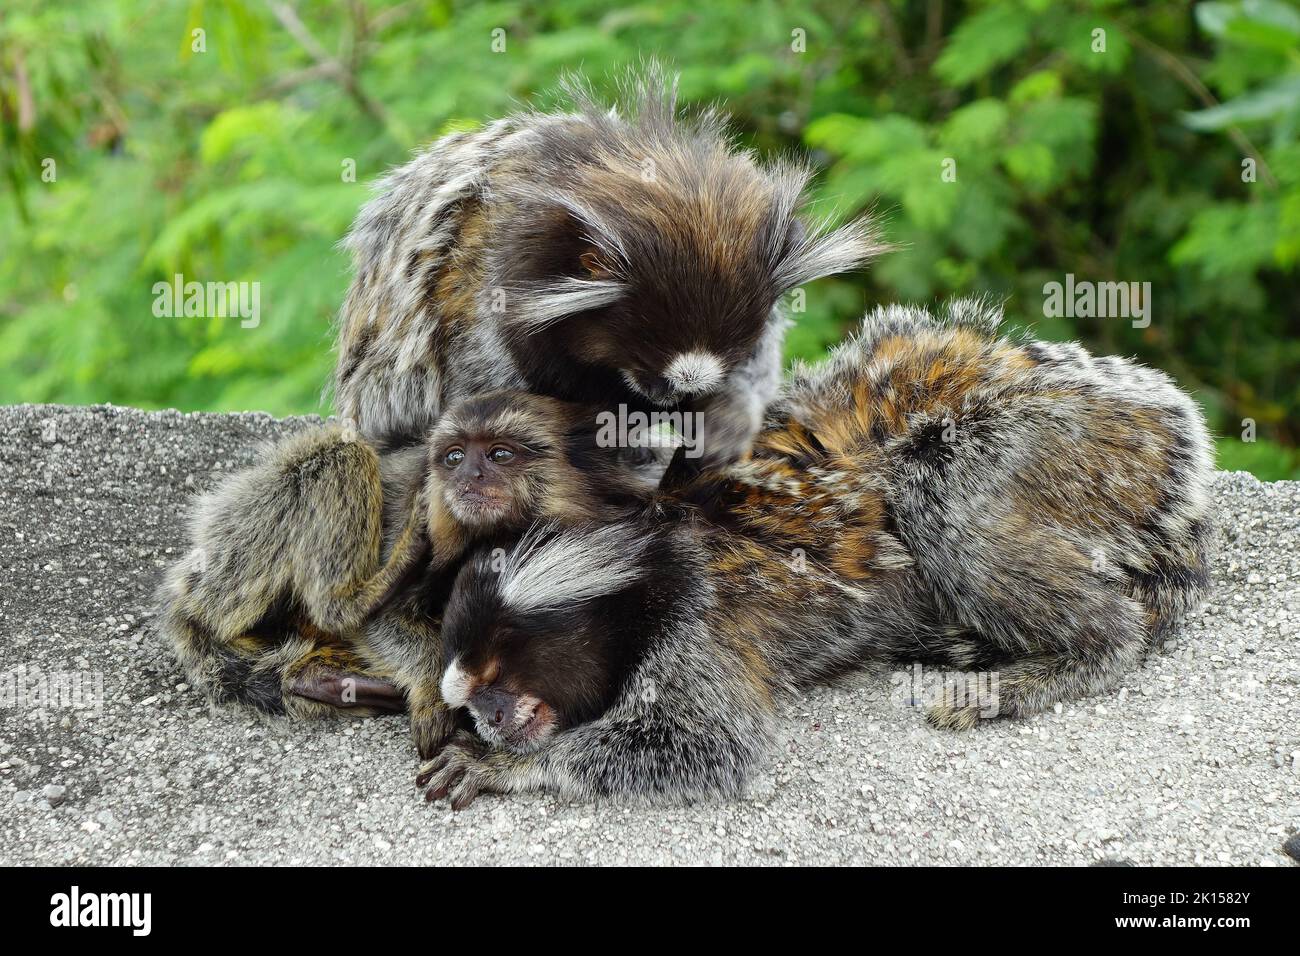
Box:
[1,404,1297,864]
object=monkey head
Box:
[437,524,657,752]
[424,392,560,532]
[487,74,884,410]
[421,391,595,534]
[421,390,661,546]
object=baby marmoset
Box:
[419,299,1214,807]
[335,67,883,467]
[157,390,656,755]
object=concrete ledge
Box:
[1,403,1297,865]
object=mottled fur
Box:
[421,299,1214,806]
[157,426,422,720]
[157,391,656,754]
[334,67,883,466]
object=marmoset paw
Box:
[410,698,458,761]
[416,731,498,810]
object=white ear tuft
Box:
[508,278,628,330]
[772,216,887,292]
[499,524,648,613]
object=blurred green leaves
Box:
[0,0,1296,476]
[934,5,1033,86]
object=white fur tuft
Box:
[499,524,648,613]
[663,350,726,396]
[440,657,473,708]
[510,278,627,329]
[772,217,886,292]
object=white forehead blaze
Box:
[663,351,726,396]
[440,657,472,708]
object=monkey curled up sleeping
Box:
[418,300,1213,807]
[158,390,660,757]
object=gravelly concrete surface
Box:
[0,402,1297,866]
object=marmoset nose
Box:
[470,687,517,728]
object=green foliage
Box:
[1,0,1297,477]
[934,5,1034,86]
[1217,437,1300,480]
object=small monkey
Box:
[335,66,883,468]
[385,390,666,755]
[158,390,656,754]
[418,390,665,567]
[418,299,1215,807]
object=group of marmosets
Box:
[158,74,1214,807]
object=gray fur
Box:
[155,425,415,719]
[333,66,883,469]
[155,389,667,756]
[421,299,1215,804]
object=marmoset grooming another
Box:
[418,299,1214,807]
[335,66,883,467]
[158,390,654,753]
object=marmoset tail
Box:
[418,299,1214,807]
[335,65,885,467]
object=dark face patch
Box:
[441,557,623,733]
[488,116,807,405]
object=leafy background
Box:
[2,0,1298,477]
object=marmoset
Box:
[334,66,883,467]
[158,390,655,753]
[417,299,1214,807]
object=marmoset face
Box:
[425,392,571,531]
[438,571,619,753]
[435,435,535,527]
[559,302,747,408]
[437,528,647,752]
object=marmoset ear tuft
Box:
[771,213,889,294]
[580,247,617,281]
[497,523,649,614]
[508,277,628,331]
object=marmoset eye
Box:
[444,447,466,467]
[489,446,515,464]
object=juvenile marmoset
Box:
[335,67,883,466]
[157,390,654,753]
[418,299,1214,807]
